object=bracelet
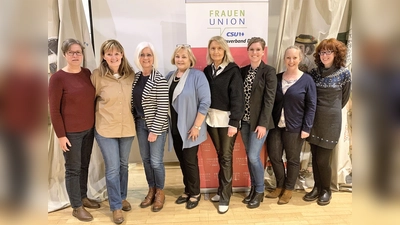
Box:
[193,125,201,130]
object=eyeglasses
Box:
[176,44,191,48]
[140,53,153,58]
[319,50,333,56]
[66,51,83,56]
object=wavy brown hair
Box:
[98,39,134,77]
[313,38,347,68]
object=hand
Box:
[254,126,267,139]
[188,126,200,141]
[227,126,237,137]
[148,132,158,142]
[59,136,71,152]
[301,131,310,139]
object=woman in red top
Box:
[49,38,99,222]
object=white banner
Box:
[186,1,269,68]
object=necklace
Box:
[283,78,298,83]
[173,76,181,82]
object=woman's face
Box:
[248,42,264,64]
[319,48,335,68]
[209,41,224,64]
[64,44,83,67]
[174,49,191,72]
[103,48,123,71]
[284,48,301,69]
[139,47,154,70]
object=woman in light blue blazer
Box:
[166,44,211,210]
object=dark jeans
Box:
[172,132,200,196]
[310,143,333,190]
[207,126,237,205]
[63,128,94,208]
[267,127,304,190]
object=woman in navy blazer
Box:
[265,45,316,204]
[239,37,277,209]
[165,44,211,210]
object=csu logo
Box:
[226,32,244,37]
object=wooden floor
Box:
[48,163,352,225]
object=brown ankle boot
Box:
[72,206,93,222]
[265,187,283,198]
[278,189,292,205]
[112,209,124,224]
[140,187,156,208]
[152,188,165,212]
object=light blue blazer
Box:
[166,68,211,151]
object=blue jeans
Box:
[94,129,134,211]
[135,118,167,189]
[64,128,94,208]
[241,122,268,193]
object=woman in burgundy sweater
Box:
[49,39,99,222]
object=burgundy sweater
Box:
[49,68,95,137]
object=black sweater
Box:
[204,62,244,128]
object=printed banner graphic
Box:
[186,1,269,69]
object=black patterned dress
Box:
[306,66,351,149]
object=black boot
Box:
[317,189,331,206]
[247,192,264,208]
[303,186,320,202]
[242,186,255,204]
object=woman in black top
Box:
[239,37,277,208]
[204,36,244,214]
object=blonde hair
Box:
[170,45,197,68]
[134,42,159,71]
[284,45,303,61]
[206,36,234,65]
[98,39,134,77]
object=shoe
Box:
[317,189,331,206]
[140,187,156,208]
[242,186,255,204]
[175,194,189,204]
[82,197,100,209]
[278,190,292,205]
[265,187,283,199]
[122,199,131,211]
[186,194,201,209]
[112,209,124,224]
[247,192,264,208]
[72,206,93,222]
[303,186,320,202]
[152,188,165,212]
[218,205,229,214]
[211,194,220,202]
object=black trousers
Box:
[267,128,304,190]
[310,143,333,190]
[207,126,237,205]
[172,132,200,196]
[64,128,94,208]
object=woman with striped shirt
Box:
[132,42,169,212]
